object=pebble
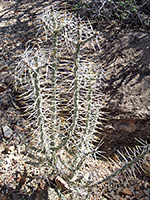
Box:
[55,176,70,192]
[114,194,121,199]
[120,187,132,196]
[113,177,120,184]
[134,185,140,191]
[0,83,7,92]
[2,125,13,138]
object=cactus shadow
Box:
[0,0,54,69]
[96,27,150,157]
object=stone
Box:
[112,194,120,199]
[103,193,112,199]
[120,187,132,196]
[0,84,7,92]
[2,147,11,154]
[113,177,120,184]
[2,125,13,139]
[134,185,140,191]
[55,176,70,192]
[113,119,136,133]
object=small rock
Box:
[28,21,33,26]
[114,119,136,133]
[113,194,120,199]
[134,185,140,191]
[2,146,11,154]
[103,193,112,199]
[55,176,70,192]
[2,125,13,138]
[120,187,132,196]
[113,177,120,184]
[0,84,7,92]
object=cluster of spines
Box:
[14,7,149,199]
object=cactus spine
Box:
[14,8,149,199]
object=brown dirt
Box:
[98,26,150,156]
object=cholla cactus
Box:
[14,8,149,199]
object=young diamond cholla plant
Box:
[14,8,150,199]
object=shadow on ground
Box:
[97,26,150,156]
[0,0,55,70]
